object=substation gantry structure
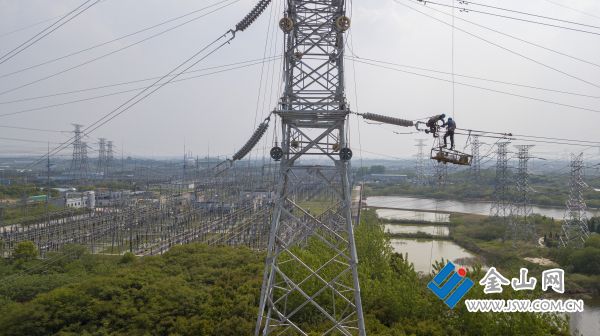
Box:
[254,1,366,334]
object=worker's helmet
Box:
[441,114,446,118]
[448,117,453,121]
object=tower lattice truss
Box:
[70,124,88,179]
[415,139,427,185]
[255,1,365,335]
[509,145,536,243]
[433,160,447,188]
[470,135,481,180]
[560,153,590,248]
[490,141,511,218]
[98,138,107,175]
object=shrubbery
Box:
[0,212,571,335]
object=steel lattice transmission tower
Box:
[81,141,89,177]
[490,141,511,218]
[470,135,481,180]
[70,124,89,179]
[560,153,590,248]
[98,138,107,176]
[415,139,427,185]
[433,161,447,188]
[106,140,114,176]
[510,145,536,242]
[255,1,366,334]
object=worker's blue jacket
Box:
[444,120,456,131]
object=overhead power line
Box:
[25,0,273,170]
[396,0,600,90]
[382,123,599,149]
[0,0,241,80]
[453,0,600,30]
[0,125,69,133]
[359,111,600,149]
[0,0,102,65]
[416,0,600,36]
[0,136,62,144]
[0,0,240,98]
[0,57,279,118]
[346,56,600,99]
[408,0,600,70]
[0,14,64,39]
[351,58,600,114]
[454,132,600,148]
[0,56,280,105]
[542,0,600,22]
[454,128,600,146]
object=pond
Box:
[377,209,450,223]
[570,302,600,336]
[390,238,480,274]
[385,224,449,237]
[387,223,598,336]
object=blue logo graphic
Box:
[428,262,474,309]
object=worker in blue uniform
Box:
[442,117,456,150]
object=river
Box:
[384,218,598,336]
[367,196,600,219]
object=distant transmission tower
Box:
[470,135,481,180]
[256,1,365,334]
[70,124,88,179]
[81,141,89,179]
[106,140,114,176]
[560,153,590,248]
[98,138,107,176]
[433,161,448,188]
[415,139,427,185]
[510,145,536,243]
[490,141,511,218]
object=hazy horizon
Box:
[1,0,599,163]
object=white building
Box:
[64,191,95,209]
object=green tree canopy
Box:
[13,241,38,261]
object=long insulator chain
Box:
[232,120,270,161]
[360,112,414,127]
[235,0,272,32]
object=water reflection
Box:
[367,196,600,219]
[376,209,450,223]
[387,223,598,336]
[390,238,479,274]
[385,224,449,237]
[570,302,600,336]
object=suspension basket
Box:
[431,147,473,166]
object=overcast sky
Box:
[0,0,599,165]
